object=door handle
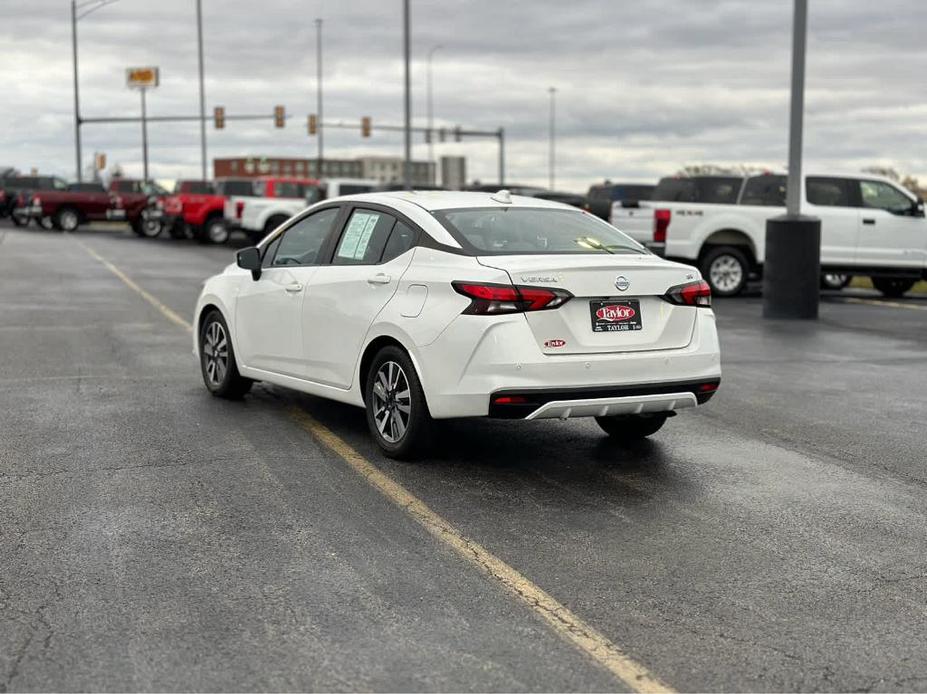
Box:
[367,273,392,285]
[862,218,876,225]
[284,282,304,293]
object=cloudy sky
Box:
[2,0,926,191]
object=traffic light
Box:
[361,116,372,138]
[274,105,285,128]
[308,114,317,135]
[214,106,225,129]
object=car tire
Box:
[364,345,433,460]
[595,413,668,440]
[701,246,749,297]
[199,310,253,399]
[821,273,851,290]
[871,277,916,298]
[133,216,163,238]
[55,207,80,232]
[202,216,229,245]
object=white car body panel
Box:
[195,192,722,421]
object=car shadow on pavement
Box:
[252,384,693,505]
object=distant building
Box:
[440,156,466,190]
[213,156,438,187]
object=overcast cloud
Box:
[2,0,926,191]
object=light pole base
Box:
[762,214,821,320]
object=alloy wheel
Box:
[202,320,229,387]
[372,360,412,443]
[207,220,229,244]
[60,210,79,232]
[709,254,744,293]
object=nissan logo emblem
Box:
[615,275,630,291]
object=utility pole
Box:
[140,88,149,181]
[763,0,819,320]
[498,127,505,186]
[71,0,82,181]
[316,18,323,178]
[195,0,207,180]
[548,86,557,190]
[426,44,442,165]
[402,0,412,190]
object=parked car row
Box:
[0,175,164,235]
[610,172,927,297]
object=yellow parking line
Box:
[290,408,673,693]
[843,297,927,311]
[78,239,673,693]
[75,237,193,332]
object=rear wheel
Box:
[199,310,252,399]
[821,273,851,290]
[364,345,433,459]
[871,277,916,298]
[55,207,80,232]
[595,413,668,441]
[701,246,749,297]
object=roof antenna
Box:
[491,189,512,204]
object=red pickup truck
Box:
[161,178,256,244]
[108,179,167,237]
[15,180,118,231]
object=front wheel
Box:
[365,346,433,459]
[132,216,163,238]
[821,273,851,290]
[871,277,916,298]
[55,207,80,232]
[701,246,749,297]
[595,413,668,441]
[199,310,252,399]
[201,217,229,244]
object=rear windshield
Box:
[217,179,257,197]
[653,176,743,204]
[433,207,645,256]
[588,184,655,201]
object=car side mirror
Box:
[237,246,262,280]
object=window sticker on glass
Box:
[338,212,381,260]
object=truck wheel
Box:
[701,246,749,297]
[203,217,229,245]
[871,277,915,298]
[132,217,163,238]
[821,273,851,290]
[55,207,80,232]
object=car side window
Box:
[272,207,339,267]
[859,180,912,215]
[806,177,851,207]
[740,175,786,206]
[380,221,418,263]
[332,209,396,265]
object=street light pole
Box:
[402,0,411,191]
[140,88,149,181]
[426,44,442,165]
[195,0,207,181]
[762,0,819,320]
[316,18,323,178]
[548,86,556,190]
[71,0,82,181]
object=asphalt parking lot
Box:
[2,221,926,692]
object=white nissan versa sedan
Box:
[194,191,721,458]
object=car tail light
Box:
[235,201,245,219]
[653,208,671,243]
[663,280,711,307]
[452,281,572,315]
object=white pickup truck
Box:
[611,173,927,297]
[226,178,378,242]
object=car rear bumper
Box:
[415,309,721,419]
